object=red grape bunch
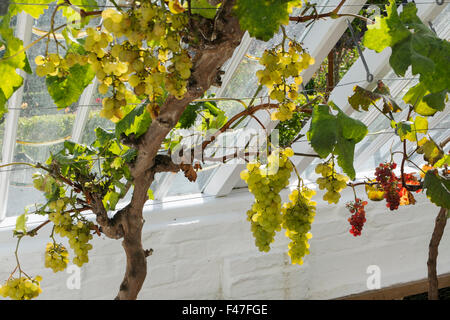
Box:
[374,162,401,210]
[346,198,368,237]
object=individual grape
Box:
[35,55,45,66]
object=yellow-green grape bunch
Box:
[44,242,69,273]
[82,4,190,121]
[282,187,316,265]
[240,148,294,252]
[48,198,93,267]
[256,42,315,121]
[315,162,349,204]
[35,52,88,78]
[0,276,42,300]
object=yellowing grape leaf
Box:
[362,0,410,52]
[434,155,450,168]
[364,1,450,111]
[348,83,401,114]
[417,137,444,166]
[403,82,441,116]
[401,116,428,142]
[103,189,120,211]
[0,13,31,117]
[399,187,416,206]
[15,212,28,233]
[9,0,53,19]
[423,171,450,209]
[148,189,155,200]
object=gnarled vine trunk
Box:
[104,0,245,300]
[427,207,448,300]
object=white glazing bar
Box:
[156,32,252,200]
[215,32,252,97]
[71,81,97,143]
[0,13,34,221]
[291,1,446,176]
[71,0,116,143]
[350,4,449,166]
[153,172,177,200]
[203,0,367,196]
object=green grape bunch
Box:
[282,187,316,265]
[47,198,94,268]
[256,41,315,122]
[44,242,69,273]
[0,276,43,300]
[240,148,294,252]
[35,52,89,78]
[34,2,192,122]
[315,162,349,204]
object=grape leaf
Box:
[115,104,151,139]
[307,105,337,158]
[416,137,444,166]
[178,100,220,129]
[103,189,120,211]
[334,109,368,180]
[9,0,53,19]
[362,0,410,52]
[147,189,154,200]
[234,0,291,41]
[0,13,31,117]
[307,104,367,179]
[423,171,450,209]
[334,135,356,180]
[348,84,401,113]
[423,90,447,111]
[61,0,98,29]
[0,1,9,15]
[46,43,95,109]
[201,106,227,130]
[348,86,377,112]
[15,212,28,233]
[434,155,450,169]
[364,1,450,110]
[336,109,368,144]
[403,83,441,116]
[46,63,94,108]
[191,0,220,19]
[178,104,201,129]
[398,116,427,142]
[0,89,7,117]
[95,127,115,146]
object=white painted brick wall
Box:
[0,187,449,300]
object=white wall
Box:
[0,186,449,300]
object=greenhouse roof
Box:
[0,0,448,220]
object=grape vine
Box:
[0,0,447,301]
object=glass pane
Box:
[6,25,76,216]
